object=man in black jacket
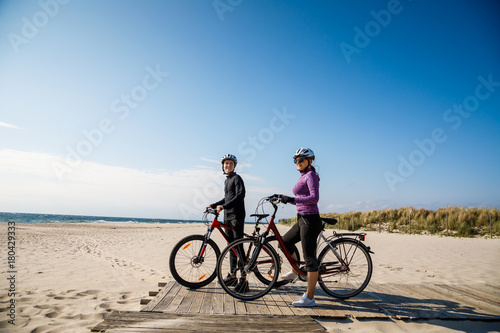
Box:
[207,154,246,291]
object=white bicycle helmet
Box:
[221,154,238,174]
[293,148,315,161]
[221,154,238,165]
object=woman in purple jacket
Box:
[280,147,321,307]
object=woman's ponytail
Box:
[309,164,320,181]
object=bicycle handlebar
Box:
[266,194,283,204]
[205,207,218,215]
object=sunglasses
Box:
[294,158,306,164]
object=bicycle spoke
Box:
[217,238,279,300]
[318,238,372,299]
[169,235,220,288]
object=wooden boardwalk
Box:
[91,281,500,332]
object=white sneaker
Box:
[281,270,298,280]
[292,293,316,307]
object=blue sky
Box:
[1,0,499,220]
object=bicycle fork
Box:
[241,235,264,273]
[193,228,213,264]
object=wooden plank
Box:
[362,283,411,319]
[372,283,500,320]
[143,282,182,311]
[262,292,283,315]
[234,299,247,315]
[397,284,465,319]
[140,281,500,322]
[372,284,440,319]
[432,284,500,317]
[309,289,351,319]
[140,281,174,312]
[188,288,205,314]
[484,283,500,297]
[311,288,343,318]
[378,283,438,319]
[439,284,500,307]
[333,289,387,319]
[164,284,189,313]
[472,284,500,300]
[92,312,326,332]
[389,284,459,319]
[271,291,295,316]
[223,291,236,315]
[250,296,271,315]
[211,284,225,314]
[199,284,215,314]
[244,298,260,315]
[176,286,196,313]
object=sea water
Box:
[0,212,202,224]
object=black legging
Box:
[223,218,245,274]
[282,213,322,272]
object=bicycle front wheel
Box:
[264,236,300,288]
[169,234,220,288]
[318,238,372,299]
[217,238,279,300]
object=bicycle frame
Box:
[196,210,258,260]
[254,198,366,278]
[257,201,307,276]
[217,196,374,300]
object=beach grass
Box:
[279,206,500,237]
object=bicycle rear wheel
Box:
[317,238,372,299]
[169,234,220,288]
[217,238,279,300]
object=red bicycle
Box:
[169,207,300,288]
[216,195,374,300]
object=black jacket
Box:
[211,172,246,222]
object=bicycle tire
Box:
[169,234,220,289]
[217,238,279,300]
[317,238,372,299]
[261,236,300,288]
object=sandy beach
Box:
[1,222,499,333]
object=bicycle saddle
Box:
[321,218,338,225]
[250,214,269,219]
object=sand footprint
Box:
[45,311,62,318]
[63,313,104,321]
[98,302,113,309]
[78,290,101,296]
[120,292,133,300]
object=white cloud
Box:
[0,149,229,219]
[0,121,20,129]
[0,149,282,220]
